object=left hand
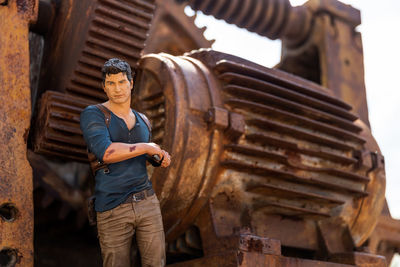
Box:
[160,150,171,167]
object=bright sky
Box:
[186,1,400,264]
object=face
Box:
[102,72,133,104]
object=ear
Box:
[130,79,133,90]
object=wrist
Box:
[144,143,154,155]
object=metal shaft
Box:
[178,0,311,46]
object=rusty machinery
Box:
[0,0,400,266]
[0,0,38,266]
[133,49,386,266]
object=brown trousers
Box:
[96,194,166,267]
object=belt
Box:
[123,188,155,204]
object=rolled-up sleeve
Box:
[80,106,112,162]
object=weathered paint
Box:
[178,0,311,47]
[133,50,385,258]
[280,0,370,126]
[143,0,214,56]
[168,237,386,267]
[0,0,38,266]
[20,0,399,265]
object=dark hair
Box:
[101,58,134,85]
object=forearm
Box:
[102,142,150,164]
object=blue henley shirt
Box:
[80,105,152,212]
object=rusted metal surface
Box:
[143,0,214,55]
[169,252,354,267]
[181,0,369,127]
[238,234,281,255]
[168,232,386,266]
[31,0,214,162]
[0,0,38,266]
[38,0,156,103]
[367,203,400,264]
[134,50,385,263]
[177,0,312,47]
[169,252,386,267]
[279,0,370,126]
[329,252,387,267]
[29,0,57,35]
[33,91,92,162]
[1,0,392,265]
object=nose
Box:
[115,83,122,92]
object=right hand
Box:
[160,150,171,167]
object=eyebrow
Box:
[106,79,127,84]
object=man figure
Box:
[80,58,170,267]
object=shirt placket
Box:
[128,131,132,143]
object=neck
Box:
[105,99,131,115]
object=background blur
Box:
[184,0,400,265]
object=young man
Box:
[80,58,170,267]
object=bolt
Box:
[204,110,214,123]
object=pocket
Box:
[150,194,160,204]
[96,208,113,221]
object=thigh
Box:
[135,195,165,267]
[97,204,135,267]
